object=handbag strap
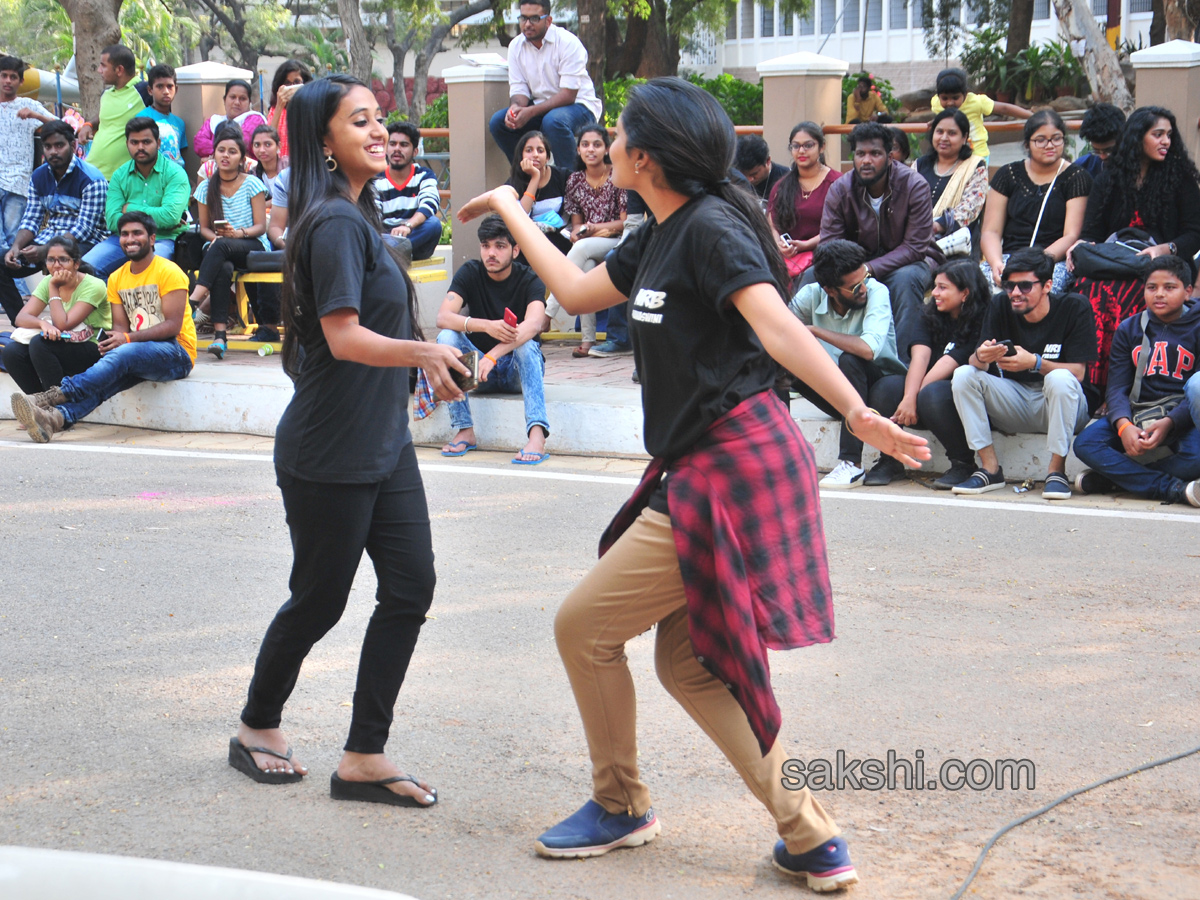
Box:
[1130,309,1152,405]
[1029,159,1067,249]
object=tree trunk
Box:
[385,7,416,121]
[1007,0,1035,55]
[338,0,373,83]
[57,0,123,121]
[1150,0,1166,43]
[608,11,650,78]
[1163,0,1196,38]
[577,0,606,109]
[1051,0,1134,110]
[635,0,678,78]
[410,0,492,120]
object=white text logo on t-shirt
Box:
[944,341,956,355]
[1042,343,1063,359]
[632,288,666,324]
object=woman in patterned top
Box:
[548,123,627,356]
[913,109,988,248]
[189,125,270,359]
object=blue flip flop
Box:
[512,451,550,466]
[441,440,478,457]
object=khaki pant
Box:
[554,507,839,854]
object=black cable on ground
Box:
[949,741,1200,900]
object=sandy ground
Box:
[1,424,1198,899]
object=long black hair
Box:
[770,121,824,236]
[1094,105,1200,239]
[269,59,312,108]
[924,258,991,351]
[203,124,246,226]
[922,109,973,163]
[509,130,551,190]
[280,74,418,378]
[621,77,790,299]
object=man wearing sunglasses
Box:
[787,240,907,488]
[488,0,601,170]
[951,247,1099,499]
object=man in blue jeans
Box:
[488,0,601,169]
[434,214,550,465]
[1073,255,1200,506]
[10,212,196,442]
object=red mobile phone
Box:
[504,307,519,327]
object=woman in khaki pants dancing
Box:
[461,77,928,893]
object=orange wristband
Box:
[124,332,131,344]
[484,354,498,364]
[1117,420,1133,437]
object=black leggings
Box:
[871,376,974,467]
[240,442,436,754]
[197,237,263,327]
[2,334,101,393]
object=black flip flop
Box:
[228,737,304,784]
[330,772,438,808]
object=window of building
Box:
[821,0,837,33]
[1091,0,1107,14]
[726,1,737,38]
[741,0,756,35]
[889,0,907,28]
[911,0,923,26]
[866,0,883,28]
[781,8,795,33]
[1033,0,1050,18]
[844,0,860,30]
[799,11,815,32]
[762,1,776,35]
[1129,0,1151,10]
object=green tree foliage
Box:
[603,72,763,125]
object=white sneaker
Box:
[820,460,865,489]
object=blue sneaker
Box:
[588,340,633,358]
[534,799,661,859]
[773,837,859,892]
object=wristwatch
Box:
[1168,241,1178,255]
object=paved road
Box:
[2,423,1198,900]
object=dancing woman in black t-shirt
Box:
[461,77,928,891]
[228,76,467,808]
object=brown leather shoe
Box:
[29,385,65,409]
[11,393,65,443]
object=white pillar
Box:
[443,65,512,273]
[757,51,849,169]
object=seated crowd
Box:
[3,29,1200,506]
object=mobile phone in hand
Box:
[1000,339,1018,357]
[504,307,519,327]
[96,328,110,344]
[780,233,793,245]
[452,350,480,392]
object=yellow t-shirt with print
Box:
[106,254,197,364]
[931,92,995,159]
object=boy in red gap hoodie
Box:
[1073,255,1200,506]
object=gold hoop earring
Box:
[325,154,338,172]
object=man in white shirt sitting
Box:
[489,0,602,169]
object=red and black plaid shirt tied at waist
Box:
[599,390,835,756]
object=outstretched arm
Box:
[459,186,625,315]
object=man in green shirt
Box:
[80,45,144,178]
[82,117,189,277]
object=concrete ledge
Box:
[0,846,418,900]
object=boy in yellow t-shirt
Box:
[930,67,1030,160]
[10,211,196,443]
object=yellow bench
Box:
[230,255,449,325]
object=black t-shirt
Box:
[506,165,569,214]
[449,259,546,355]
[275,198,413,483]
[980,291,1098,386]
[990,162,1091,254]
[910,310,979,370]
[749,162,790,202]
[604,192,779,460]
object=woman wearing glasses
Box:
[979,110,1091,293]
[1067,106,1200,390]
[2,234,111,394]
[768,123,838,285]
